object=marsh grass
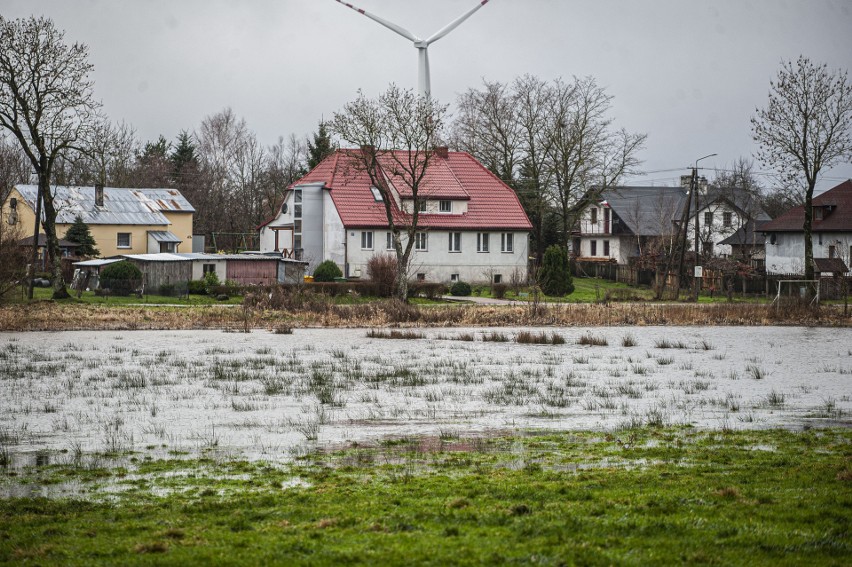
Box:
[516,331,565,345]
[366,329,426,340]
[577,333,608,346]
[621,334,637,347]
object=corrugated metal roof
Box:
[73,258,122,267]
[120,253,191,262]
[148,231,182,242]
[14,185,194,226]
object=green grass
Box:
[1,428,849,565]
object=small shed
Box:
[120,253,193,292]
[175,252,307,285]
[71,258,122,291]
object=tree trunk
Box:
[803,182,815,284]
[39,176,70,299]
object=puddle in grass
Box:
[1,326,850,496]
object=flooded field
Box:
[1,327,850,469]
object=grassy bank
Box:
[1,298,850,331]
[1,428,849,565]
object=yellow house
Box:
[3,184,194,258]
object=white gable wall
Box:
[765,232,852,274]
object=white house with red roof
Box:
[258,148,532,284]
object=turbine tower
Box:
[335,0,490,98]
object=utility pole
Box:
[692,153,716,302]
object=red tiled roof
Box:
[761,180,852,232]
[283,149,532,231]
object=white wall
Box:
[345,229,529,283]
[190,258,227,281]
[765,232,852,274]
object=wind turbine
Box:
[334,0,491,98]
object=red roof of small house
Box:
[761,180,852,233]
[272,149,532,231]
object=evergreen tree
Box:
[307,120,335,170]
[170,130,197,177]
[143,135,170,160]
[539,245,574,297]
[64,214,99,257]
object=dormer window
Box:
[439,200,452,213]
[370,186,383,201]
[814,207,823,221]
[417,199,427,213]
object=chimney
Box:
[95,184,104,207]
[680,175,692,188]
[434,146,448,159]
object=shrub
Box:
[492,283,507,299]
[203,270,220,293]
[408,281,447,300]
[313,260,343,282]
[158,283,176,297]
[188,279,207,295]
[449,281,472,296]
[539,245,574,297]
[367,254,397,297]
[99,260,142,296]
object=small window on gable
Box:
[704,211,713,225]
[416,273,426,281]
[370,186,383,201]
[417,199,427,213]
[361,231,373,250]
[439,200,452,213]
[814,207,823,221]
[386,232,393,250]
[723,212,732,227]
[590,208,598,224]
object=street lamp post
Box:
[692,153,717,301]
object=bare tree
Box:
[262,134,305,221]
[751,56,852,282]
[0,133,29,201]
[331,85,447,301]
[0,16,101,299]
[545,76,646,249]
[452,79,520,183]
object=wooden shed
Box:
[120,254,193,293]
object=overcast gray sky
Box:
[5,0,852,190]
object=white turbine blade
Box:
[425,0,490,44]
[334,0,420,43]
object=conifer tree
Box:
[539,245,574,296]
[307,121,335,170]
[64,214,99,257]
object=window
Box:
[723,212,732,227]
[361,231,373,250]
[386,232,394,250]
[828,245,836,259]
[449,232,461,252]
[704,211,713,225]
[117,233,131,248]
[159,242,176,253]
[814,207,823,221]
[590,240,597,256]
[294,190,302,218]
[477,233,489,253]
[416,273,426,281]
[590,208,598,224]
[417,199,427,213]
[370,186,383,201]
[603,240,610,256]
[493,274,502,284]
[203,264,216,274]
[450,273,460,282]
[439,200,452,213]
[415,232,428,251]
[501,233,513,253]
